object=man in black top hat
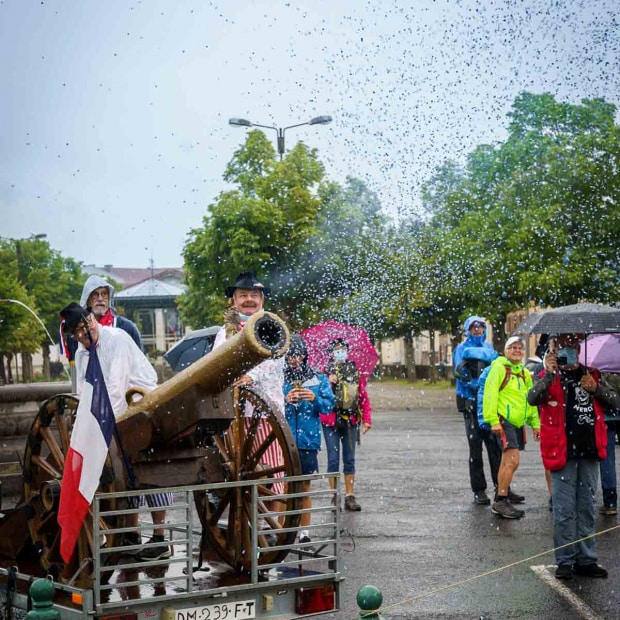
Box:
[215,271,272,369]
[219,271,271,343]
[213,272,285,541]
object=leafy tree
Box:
[0,238,85,381]
[274,176,387,330]
[179,131,386,331]
[423,92,620,341]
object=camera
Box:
[556,351,569,366]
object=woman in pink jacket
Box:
[321,339,372,511]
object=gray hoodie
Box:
[80,274,117,308]
[79,274,144,351]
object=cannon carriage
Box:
[4,311,303,587]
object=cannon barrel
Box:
[117,311,289,427]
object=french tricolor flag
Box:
[58,346,116,563]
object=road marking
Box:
[530,565,603,620]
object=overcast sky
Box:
[1,0,618,269]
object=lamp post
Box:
[228,115,332,160]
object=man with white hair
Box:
[482,336,540,519]
[80,274,143,350]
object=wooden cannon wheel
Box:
[195,386,303,571]
[22,394,127,587]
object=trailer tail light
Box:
[99,613,137,620]
[295,585,335,614]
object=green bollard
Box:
[357,584,385,619]
[26,578,60,620]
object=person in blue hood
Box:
[283,335,335,546]
[453,315,502,506]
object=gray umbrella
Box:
[512,303,620,335]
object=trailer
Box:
[1,475,343,619]
[0,311,343,618]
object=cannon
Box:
[5,311,302,586]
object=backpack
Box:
[334,380,359,412]
[455,345,497,391]
[476,365,526,429]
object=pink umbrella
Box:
[579,333,620,373]
[300,320,379,378]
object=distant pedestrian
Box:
[598,372,620,515]
[453,316,501,505]
[528,333,620,580]
[482,336,540,519]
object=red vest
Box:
[538,369,607,471]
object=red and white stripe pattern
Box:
[244,418,284,495]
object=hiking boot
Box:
[344,495,362,511]
[137,537,172,561]
[491,499,524,519]
[555,564,572,580]
[508,490,525,504]
[573,563,608,578]
[473,490,491,505]
[598,505,618,516]
[331,494,341,510]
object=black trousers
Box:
[457,396,502,494]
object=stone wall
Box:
[0,382,72,503]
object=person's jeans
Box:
[551,459,599,567]
[323,424,358,475]
[599,425,617,508]
[460,399,501,493]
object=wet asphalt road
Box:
[318,396,620,620]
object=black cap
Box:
[328,338,349,352]
[287,334,308,358]
[225,272,270,298]
[60,302,88,334]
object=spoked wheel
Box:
[23,394,127,587]
[195,387,302,571]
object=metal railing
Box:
[92,473,342,611]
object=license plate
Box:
[173,600,256,620]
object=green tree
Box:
[0,238,85,381]
[179,131,386,331]
[422,92,620,340]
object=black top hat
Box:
[225,272,270,298]
[60,302,89,334]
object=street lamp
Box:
[228,115,333,160]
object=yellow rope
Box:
[360,523,620,617]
